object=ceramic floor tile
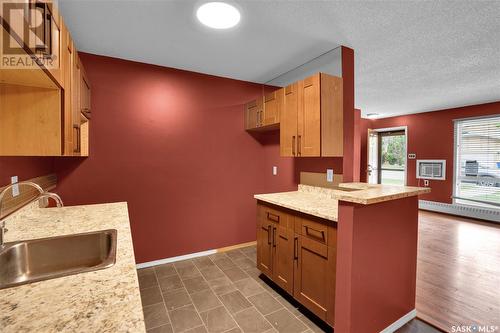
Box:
[234,278,265,297]
[225,249,246,261]
[174,260,195,270]
[158,275,183,293]
[141,285,164,307]
[199,266,225,281]
[183,276,210,294]
[248,292,283,316]
[139,270,158,290]
[233,257,257,270]
[168,304,203,333]
[265,309,307,333]
[143,303,170,330]
[200,306,237,333]
[163,288,192,310]
[219,290,252,314]
[233,307,272,333]
[190,289,222,313]
[185,325,208,333]
[213,257,236,270]
[207,277,237,296]
[178,265,202,280]
[155,264,177,279]
[193,256,215,270]
[222,266,248,282]
[148,323,174,333]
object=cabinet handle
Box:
[267,224,272,245]
[272,227,276,248]
[256,111,260,126]
[304,225,326,241]
[267,212,279,223]
[297,135,301,156]
[259,110,263,125]
[294,237,298,261]
[292,136,296,156]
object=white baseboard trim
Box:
[379,309,416,333]
[419,200,500,223]
[136,249,217,269]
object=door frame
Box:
[367,126,408,185]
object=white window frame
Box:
[453,115,500,209]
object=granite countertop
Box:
[254,183,430,221]
[254,185,340,221]
[0,202,145,333]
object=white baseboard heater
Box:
[419,200,500,223]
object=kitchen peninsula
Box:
[255,182,431,333]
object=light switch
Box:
[424,179,429,186]
[408,153,416,159]
[272,166,278,176]
[11,176,19,197]
[326,169,334,182]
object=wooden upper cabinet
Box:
[263,90,281,126]
[245,98,262,130]
[280,83,299,157]
[61,19,73,156]
[298,75,321,156]
[0,2,91,157]
[244,89,281,131]
[279,73,343,157]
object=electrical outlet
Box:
[408,153,416,159]
[326,169,334,182]
[424,179,429,186]
[272,166,278,176]
[11,176,19,197]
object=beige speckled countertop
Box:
[254,183,430,221]
[0,202,145,333]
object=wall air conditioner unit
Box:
[416,160,446,180]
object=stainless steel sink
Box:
[0,229,117,290]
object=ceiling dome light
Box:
[196,2,241,29]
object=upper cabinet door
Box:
[298,74,321,157]
[80,65,91,118]
[263,90,281,126]
[280,83,298,157]
[245,98,263,130]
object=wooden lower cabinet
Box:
[257,220,273,277]
[272,225,294,294]
[256,202,337,327]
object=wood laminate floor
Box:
[416,211,500,332]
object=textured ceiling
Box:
[59,0,500,117]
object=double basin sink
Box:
[0,229,117,290]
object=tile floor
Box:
[138,245,439,333]
[137,245,326,333]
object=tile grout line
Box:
[224,249,280,333]
[172,262,209,333]
[194,253,246,333]
[142,268,173,332]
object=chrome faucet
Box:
[0,181,64,248]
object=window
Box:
[454,115,500,209]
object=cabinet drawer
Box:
[258,203,291,229]
[295,216,335,246]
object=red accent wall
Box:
[0,157,54,186]
[360,101,500,203]
[51,53,299,263]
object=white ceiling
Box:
[59,0,500,118]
